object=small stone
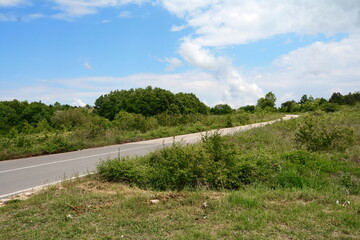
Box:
[150,199,160,204]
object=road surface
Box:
[0,115,298,199]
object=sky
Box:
[1,0,360,108]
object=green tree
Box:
[210,104,234,115]
[256,92,277,110]
[280,100,300,113]
[94,86,209,120]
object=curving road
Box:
[0,115,298,199]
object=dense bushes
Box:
[98,133,242,190]
[294,115,355,151]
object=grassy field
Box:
[0,106,359,239]
[1,177,359,240]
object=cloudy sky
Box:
[1,0,359,107]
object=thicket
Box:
[98,106,360,194]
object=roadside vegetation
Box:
[1,87,358,161]
[1,104,359,239]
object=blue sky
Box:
[1,0,360,107]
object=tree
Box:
[280,100,299,113]
[210,104,234,115]
[94,86,209,120]
[238,105,255,113]
[329,92,343,104]
[299,94,308,104]
[257,92,277,110]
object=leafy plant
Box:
[294,115,355,151]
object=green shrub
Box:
[98,133,243,190]
[281,150,311,165]
[294,116,355,151]
[339,173,360,195]
[276,170,305,188]
[97,157,149,187]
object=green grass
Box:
[1,177,359,239]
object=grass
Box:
[1,106,359,239]
[0,176,359,239]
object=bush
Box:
[113,111,158,133]
[294,116,355,151]
[98,132,243,190]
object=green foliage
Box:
[280,100,300,113]
[339,173,360,195]
[238,105,255,113]
[52,108,88,130]
[320,102,339,112]
[294,115,355,151]
[94,86,209,120]
[329,91,360,105]
[98,106,360,194]
[256,92,277,111]
[98,132,242,190]
[210,104,234,115]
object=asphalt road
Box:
[0,115,298,199]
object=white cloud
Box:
[73,98,87,107]
[51,0,149,19]
[178,38,228,70]
[1,72,261,107]
[80,58,93,70]
[28,13,45,20]
[0,12,45,22]
[100,19,112,23]
[118,10,132,18]
[248,34,360,98]
[156,57,183,71]
[280,92,296,102]
[160,0,360,106]
[0,13,17,21]
[170,24,186,32]
[82,62,92,70]
[0,0,25,7]
[161,0,360,47]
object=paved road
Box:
[0,115,298,199]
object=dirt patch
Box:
[0,188,42,207]
[76,180,117,195]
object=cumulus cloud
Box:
[159,0,360,106]
[249,34,360,98]
[161,0,360,46]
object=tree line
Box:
[0,87,359,136]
